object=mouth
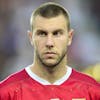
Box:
[44,52,57,58]
[45,51,56,54]
[45,52,56,54]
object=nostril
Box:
[46,40,54,48]
[46,43,54,48]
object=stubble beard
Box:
[36,50,67,69]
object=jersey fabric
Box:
[0,66,100,100]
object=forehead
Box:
[33,15,68,32]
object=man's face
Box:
[29,15,73,67]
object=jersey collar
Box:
[25,65,72,85]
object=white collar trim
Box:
[25,65,72,85]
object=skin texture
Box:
[28,15,73,83]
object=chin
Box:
[42,61,59,68]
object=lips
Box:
[44,52,56,57]
[44,52,56,54]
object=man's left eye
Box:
[53,31,63,36]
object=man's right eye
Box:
[37,31,47,36]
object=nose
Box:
[46,34,54,49]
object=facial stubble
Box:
[36,48,67,69]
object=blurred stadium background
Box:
[0,0,100,81]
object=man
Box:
[0,2,100,100]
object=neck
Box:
[30,57,67,84]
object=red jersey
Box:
[0,66,100,100]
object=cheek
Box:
[57,37,68,47]
[63,36,69,46]
[34,39,45,50]
[57,38,68,52]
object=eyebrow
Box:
[53,29,64,33]
[35,29,47,33]
[35,29,64,33]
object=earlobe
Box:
[27,30,34,45]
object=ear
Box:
[27,30,34,45]
[68,29,74,46]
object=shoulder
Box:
[0,69,29,99]
[71,68,100,87]
[0,69,25,84]
[0,69,28,92]
[69,68,100,98]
